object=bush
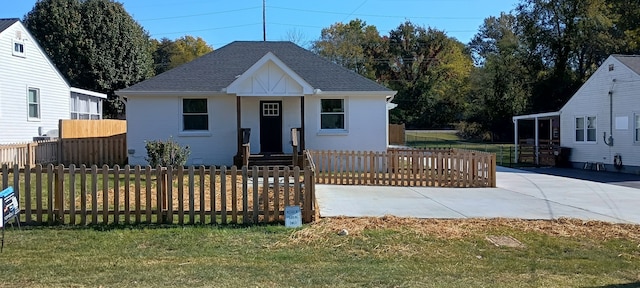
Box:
[144,137,190,167]
[454,121,492,141]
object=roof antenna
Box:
[262,0,266,41]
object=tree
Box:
[383,22,473,128]
[312,19,384,79]
[466,13,533,141]
[151,36,213,75]
[24,0,154,118]
[514,0,615,112]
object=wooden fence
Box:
[0,141,58,168]
[1,164,316,226]
[59,119,126,138]
[59,134,127,166]
[389,124,405,145]
[308,148,496,187]
[0,120,128,168]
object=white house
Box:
[117,41,397,166]
[0,18,106,143]
[513,55,640,174]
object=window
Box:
[575,116,596,142]
[183,98,208,131]
[12,40,25,57]
[635,114,640,143]
[262,103,279,116]
[320,99,345,129]
[28,88,40,119]
[70,94,102,119]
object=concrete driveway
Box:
[315,166,640,224]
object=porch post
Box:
[300,96,305,151]
[534,117,539,166]
[236,96,242,156]
[514,119,518,164]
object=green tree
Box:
[151,36,213,75]
[467,13,533,141]
[24,0,154,118]
[312,19,384,79]
[384,22,472,129]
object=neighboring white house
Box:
[117,41,397,166]
[0,18,106,143]
[513,55,640,174]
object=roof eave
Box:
[313,90,397,97]
[115,90,229,97]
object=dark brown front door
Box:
[260,101,282,153]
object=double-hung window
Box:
[28,88,40,119]
[183,98,208,131]
[575,116,596,142]
[13,40,25,57]
[320,99,345,130]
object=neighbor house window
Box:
[12,40,25,57]
[635,114,640,143]
[320,99,345,129]
[70,94,102,119]
[575,116,596,142]
[183,98,208,130]
[28,88,40,119]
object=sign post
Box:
[1,187,19,252]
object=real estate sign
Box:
[0,187,19,228]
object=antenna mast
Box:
[262,0,266,41]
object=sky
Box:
[1,0,520,49]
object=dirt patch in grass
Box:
[282,216,640,245]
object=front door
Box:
[260,101,282,153]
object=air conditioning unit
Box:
[33,136,56,141]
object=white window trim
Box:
[574,115,597,144]
[70,94,103,119]
[12,39,25,57]
[318,97,348,135]
[179,98,210,136]
[27,87,40,121]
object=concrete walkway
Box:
[315,166,640,224]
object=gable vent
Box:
[15,30,22,40]
[609,64,614,71]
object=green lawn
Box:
[1,218,639,287]
[405,130,516,166]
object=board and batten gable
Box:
[0,20,69,143]
[559,55,640,170]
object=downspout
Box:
[603,79,615,146]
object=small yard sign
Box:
[0,187,19,228]
[284,206,302,228]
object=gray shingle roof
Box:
[121,41,392,93]
[0,18,19,34]
[613,55,640,75]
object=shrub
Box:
[144,137,190,167]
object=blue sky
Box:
[2,0,519,49]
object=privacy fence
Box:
[308,148,496,188]
[1,164,316,226]
[0,120,127,168]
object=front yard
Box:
[1,217,639,287]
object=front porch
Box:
[512,111,563,166]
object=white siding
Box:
[0,22,69,143]
[305,95,388,152]
[126,95,237,166]
[560,56,640,169]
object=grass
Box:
[1,217,639,287]
[405,130,517,166]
